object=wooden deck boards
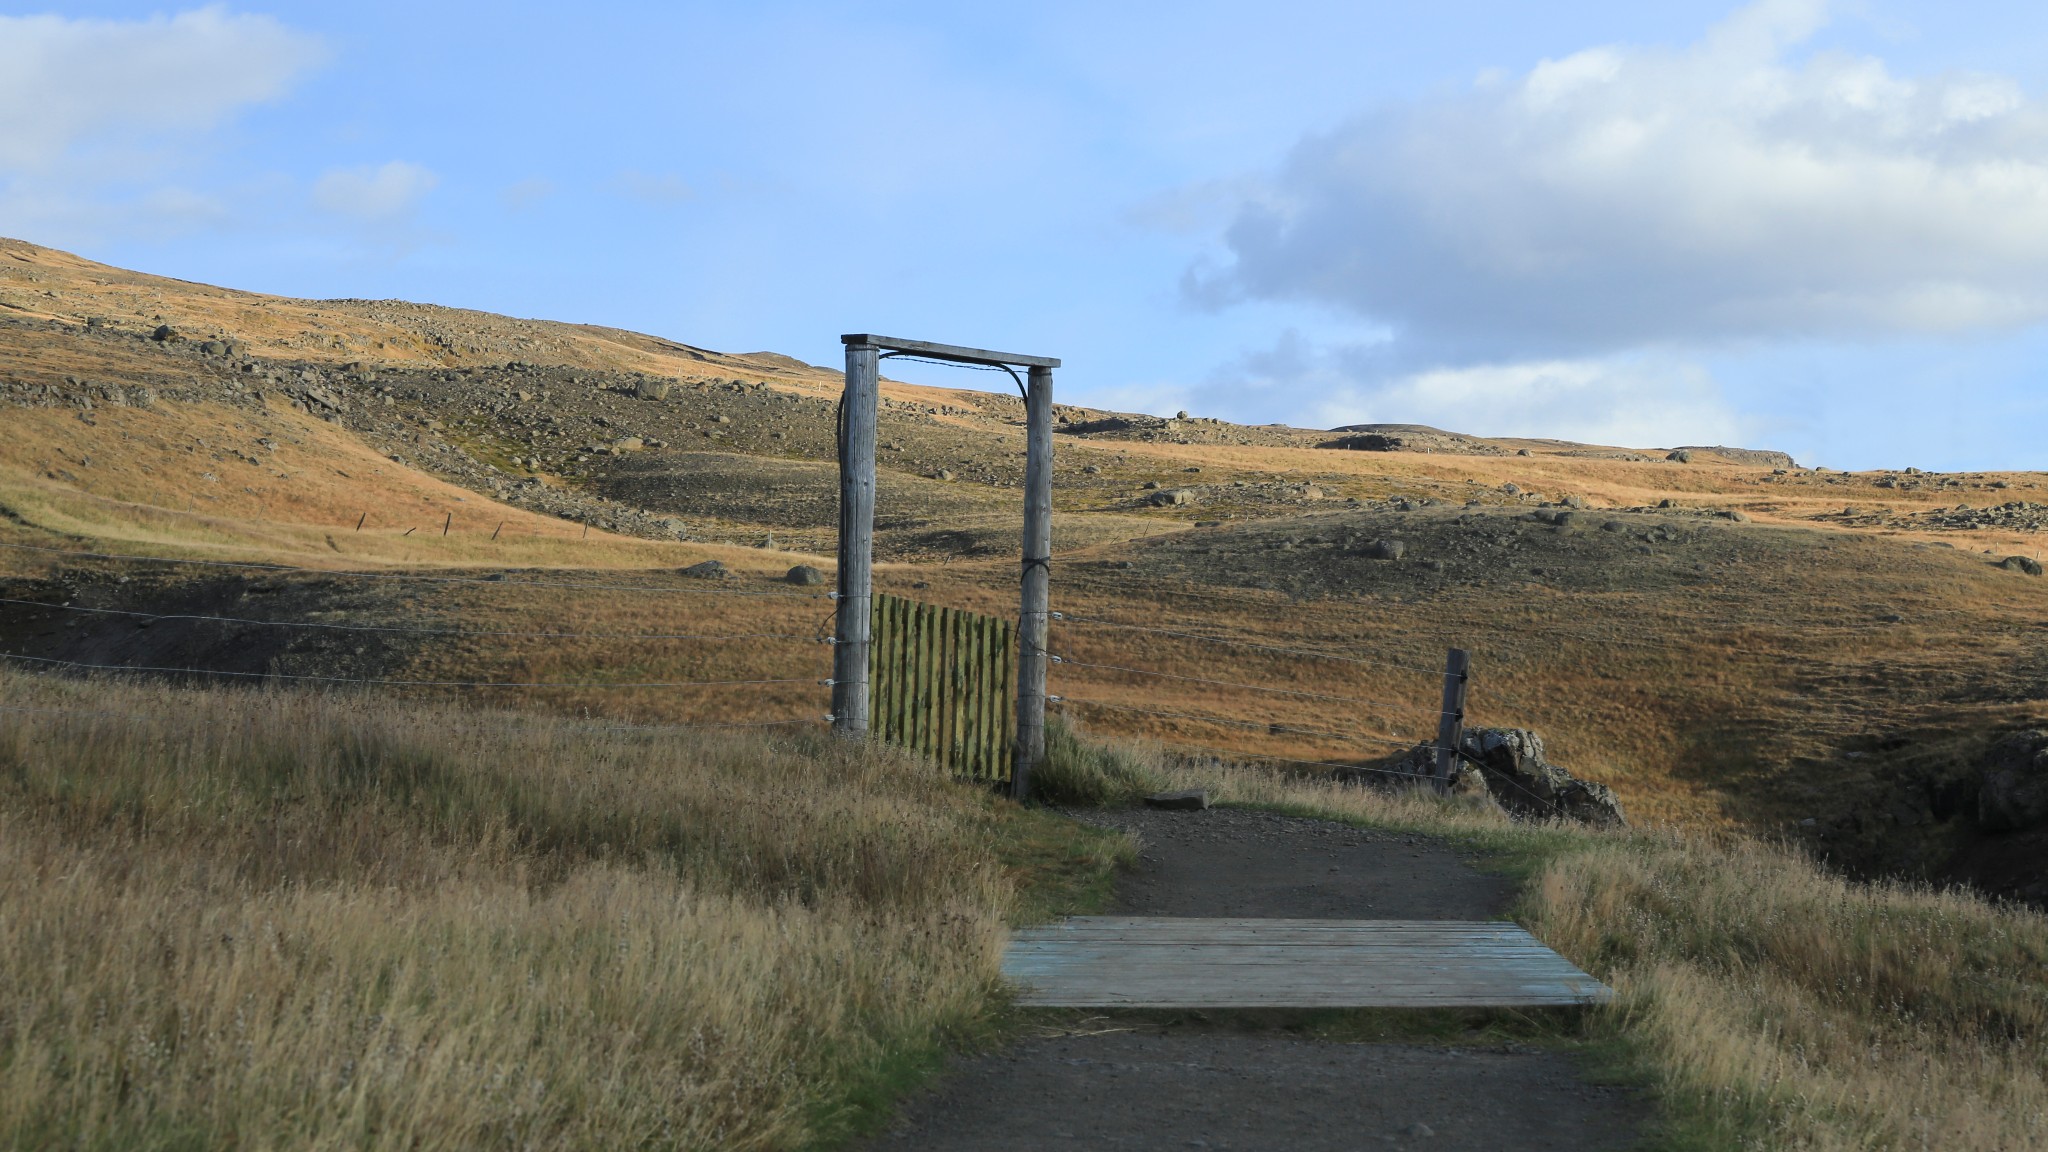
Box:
[1002,917,1612,1008]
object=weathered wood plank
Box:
[840,333,1061,369]
[1002,917,1611,1009]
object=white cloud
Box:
[1349,358,1746,449]
[1188,332,1746,447]
[312,161,439,223]
[0,6,322,245]
[610,170,696,205]
[1200,0,2048,357]
[0,6,324,173]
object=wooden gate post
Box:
[832,341,880,735]
[1012,363,1054,802]
[1432,648,1470,789]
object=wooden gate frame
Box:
[830,334,1060,802]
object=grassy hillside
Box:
[2,236,2046,878]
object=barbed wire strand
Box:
[0,701,822,733]
[1455,748,1571,821]
[1053,695,1418,750]
[1050,612,1447,678]
[0,540,825,600]
[1050,654,1450,714]
[0,651,824,691]
[0,597,828,643]
[1144,739,1441,784]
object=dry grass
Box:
[0,670,1129,1151]
[1042,726,2048,1150]
[1534,834,2048,1150]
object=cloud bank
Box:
[0,6,323,173]
[1188,0,2048,446]
[0,6,324,243]
[1204,0,2048,356]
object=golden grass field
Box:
[0,670,1134,1151]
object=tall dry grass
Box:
[1532,833,2048,1150]
[1046,722,2048,1150]
[0,671,1030,1151]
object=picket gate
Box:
[868,593,1016,782]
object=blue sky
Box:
[4,1,2047,471]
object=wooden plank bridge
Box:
[1002,917,1612,1009]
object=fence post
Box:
[1012,363,1054,802]
[1433,648,1470,789]
[832,342,879,736]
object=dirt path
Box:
[859,806,1647,1151]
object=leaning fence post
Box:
[1433,648,1471,789]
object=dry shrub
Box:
[0,672,1013,1150]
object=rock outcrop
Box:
[1330,727,1626,827]
[1455,728,1627,826]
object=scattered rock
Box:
[1719,509,1751,522]
[1667,449,1692,463]
[681,560,729,579]
[1980,731,2048,830]
[1148,487,1197,507]
[634,379,672,401]
[1361,538,1406,560]
[786,564,826,586]
[1142,479,1163,489]
[656,516,687,538]
[2000,556,2044,576]
[150,324,180,342]
[935,469,956,481]
[1144,789,1211,811]
[1082,464,1102,474]
[1500,483,1521,496]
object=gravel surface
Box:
[858,806,1646,1151]
[1069,805,1516,919]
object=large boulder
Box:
[1980,730,2048,831]
[1458,728,1627,827]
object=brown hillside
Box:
[3,239,2046,895]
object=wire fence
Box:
[3,534,1529,807]
[0,538,839,730]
